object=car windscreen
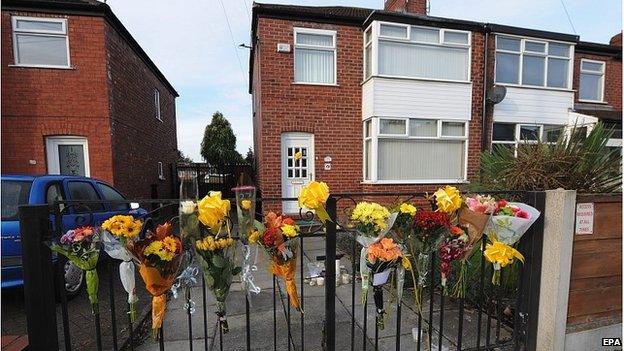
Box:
[1,180,33,221]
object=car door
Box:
[61,179,108,230]
[95,182,132,215]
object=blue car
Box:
[1,174,147,297]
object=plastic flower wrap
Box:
[391,202,417,241]
[195,191,241,333]
[233,186,261,297]
[351,202,397,303]
[298,181,331,223]
[366,238,405,330]
[409,210,450,288]
[101,215,144,322]
[483,199,540,285]
[128,222,182,338]
[51,226,100,314]
[258,212,302,311]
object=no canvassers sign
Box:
[575,203,594,235]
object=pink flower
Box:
[497,199,508,209]
[515,210,530,219]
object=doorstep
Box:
[1,335,28,351]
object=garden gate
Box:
[18,191,545,351]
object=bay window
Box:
[364,118,468,183]
[579,59,605,102]
[495,35,572,89]
[365,22,471,82]
[12,16,70,68]
[294,28,336,85]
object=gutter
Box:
[481,25,490,151]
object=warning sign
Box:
[575,203,594,235]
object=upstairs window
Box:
[12,16,69,68]
[294,28,336,85]
[154,89,162,121]
[579,59,605,102]
[376,24,471,81]
[495,35,572,89]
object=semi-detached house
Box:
[250,0,622,212]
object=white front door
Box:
[45,136,90,176]
[281,132,314,214]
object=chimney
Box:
[384,0,428,15]
[609,32,622,46]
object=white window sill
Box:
[9,64,73,70]
[361,179,469,185]
[292,82,339,87]
[495,83,574,93]
[578,99,608,105]
[367,75,472,85]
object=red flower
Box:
[497,199,508,209]
[282,217,295,226]
[413,211,451,233]
[515,209,529,219]
[450,225,465,236]
[262,227,279,247]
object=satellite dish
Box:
[487,85,507,105]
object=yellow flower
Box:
[241,199,252,210]
[483,239,524,268]
[351,202,390,233]
[401,256,412,270]
[195,235,234,251]
[248,230,260,244]
[434,186,462,214]
[399,203,417,216]
[298,181,329,210]
[162,236,178,252]
[281,224,298,238]
[197,191,231,233]
[102,215,143,238]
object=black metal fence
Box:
[18,191,545,351]
[172,163,254,199]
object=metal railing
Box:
[18,191,545,351]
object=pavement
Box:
[135,235,513,351]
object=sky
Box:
[105,0,622,161]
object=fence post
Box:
[515,191,546,351]
[19,204,59,350]
[324,196,337,351]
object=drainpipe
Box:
[481,25,490,151]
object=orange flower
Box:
[450,225,465,236]
[265,212,283,229]
[367,238,402,263]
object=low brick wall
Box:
[567,194,622,331]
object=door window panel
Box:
[58,144,86,176]
[286,146,309,179]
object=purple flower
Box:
[60,230,75,244]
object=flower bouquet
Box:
[51,226,101,314]
[438,226,470,295]
[366,238,405,330]
[392,203,417,241]
[127,222,183,338]
[351,202,397,303]
[483,199,540,285]
[410,210,450,288]
[257,212,302,311]
[101,215,143,321]
[460,194,496,246]
[233,186,262,297]
[195,191,241,332]
[298,181,331,223]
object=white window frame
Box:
[154,89,162,121]
[363,117,469,184]
[293,27,337,86]
[11,16,71,69]
[579,59,606,103]
[494,34,574,90]
[158,162,165,180]
[367,21,472,84]
[491,123,567,156]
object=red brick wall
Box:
[254,17,486,210]
[105,23,178,199]
[384,0,427,14]
[1,11,114,183]
[573,52,622,110]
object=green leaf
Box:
[212,255,226,268]
[204,274,215,288]
[231,266,242,276]
[254,220,266,232]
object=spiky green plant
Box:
[478,122,622,193]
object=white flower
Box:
[180,201,197,214]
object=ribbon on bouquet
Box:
[356,213,398,303]
[241,244,261,298]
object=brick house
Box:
[249,1,622,212]
[1,0,179,199]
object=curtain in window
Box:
[295,48,334,83]
[377,139,465,180]
[15,34,67,66]
[378,41,469,80]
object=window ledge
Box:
[292,82,339,87]
[496,83,574,93]
[9,64,73,70]
[578,99,608,105]
[361,180,469,185]
[370,75,472,85]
